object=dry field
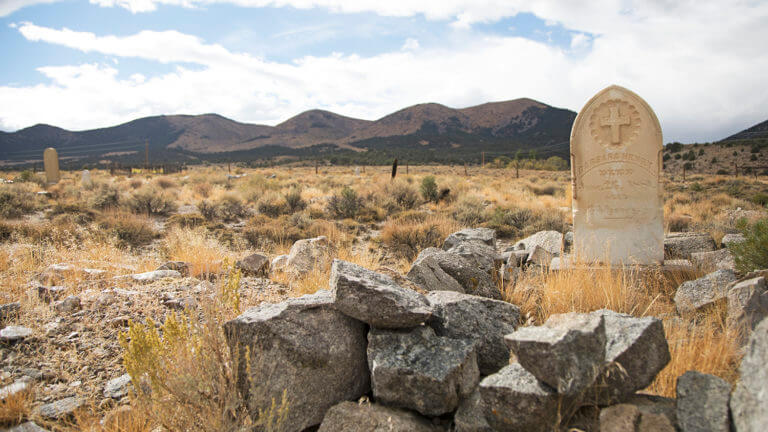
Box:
[0,164,766,430]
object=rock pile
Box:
[225,228,741,431]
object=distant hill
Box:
[722,119,768,143]
[0,98,576,167]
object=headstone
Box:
[43,148,60,184]
[570,85,663,265]
[81,170,92,187]
[354,166,360,176]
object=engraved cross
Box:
[600,105,630,144]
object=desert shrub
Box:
[0,188,37,218]
[199,194,248,222]
[667,142,683,153]
[125,187,177,216]
[89,184,121,210]
[452,196,487,226]
[381,217,454,259]
[257,193,287,217]
[327,187,362,219]
[420,176,439,203]
[387,182,419,210]
[119,269,279,431]
[663,153,671,162]
[667,214,692,232]
[129,179,143,189]
[711,157,719,164]
[690,182,703,192]
[751,193,768,207]
[393,210,430,223]
[527,182,563,196]
[729,218,768,273]
[15,170,44,186]
[167,213,207,228]
[194,182,213,198]
[48,202,98,224]
[155,177,177,189]
[674,153,682,160]
[283,188,307,214]
[98,212,158,248]
[486,207,534,238]
[750,154,758,162]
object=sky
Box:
[0,0,766,143]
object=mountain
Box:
[0,98,576,167]
[722,119,768,143]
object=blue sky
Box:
[0,0,766,143]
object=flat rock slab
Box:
[588,309,670,405]
[504,312,606,395]
[408,248,499,299]
[286,236,330,275]
[38,396,83,419]
[676,371,731,432]
[224,290,369,431]
[664,232,716,259]
[367,326,478,416]
[426,290,520,375]
[513,230,563,255]
[730,317,768,431]
[318,401,441,432]
[721,233,746,247]
[690,249,735,272]
[675,269,737,314]
[600,403,675,432]
[4,423,50,432]
[331,259,431,328]
[128,270,182,282]
[443,228,496,250]
[104,373,132,399]
[0,326,33,342]
[156,261,190,276]
[444,242,502,277]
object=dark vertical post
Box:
[391,158,398,180]
[315,159,318,174]
[464,163,468,176]
[481,152,485,168]
[144,140,149,170]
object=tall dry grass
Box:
[162,227,237,278]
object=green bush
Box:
[199,194,248,222]
[452,196,487,225]
[327,187,362,219]
[388,182,419,210]
[420,176,439,203]
[751,193,768,207]
[729,218,768,273]
[0,188,37,218]
[89,184,121,210]
[486,207,534,237]
[256,193,287,217]
[98,213,158,248]
[284,188,307,214]
[690,182,703,192]
[716,169,729,175]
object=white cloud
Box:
[401,38,419,51]
[0,0,58,17]
[2,0,768,142]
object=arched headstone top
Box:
[571,85,662,146]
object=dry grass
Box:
[380,215,459,259]
[0,385,33,427]
[162,227,237,278]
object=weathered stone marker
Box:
[570,85,663,265]
[81,170,92,187]
[43,147,60,184]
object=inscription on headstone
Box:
[570,85,663,265]
[43,147,60,185]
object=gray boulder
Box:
[526,245,557,267]
[235,253,270,277]
[513,230,563,255]
[505,250,529,268]
[730,317,768,431]
[664,232,716,259]
[722,233,746,248]
[504,312,606,395]
[588,309,671,405]
[38,396,83,419]
[129,269,182,282]
[676,371,731,432]
[0,325,33,342]
[104,373,133,399]
[286,236,330,275]
[223,290,369,431]
[53,295,81,315]
[331,260,431,328]
[156,261,190,276]
[444,242,502,277]
[600,402,676,432]
[34,285,67,303]
[727,276,768,342]
[426,290,520,375]
[690,249,735,272]
[407,248,465,294]
[318,401,441,432]
[456,363,562,432]
[674,269,737,314]
[408,248,499,299]
[367,326,478,416]
[443,228,496,250]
